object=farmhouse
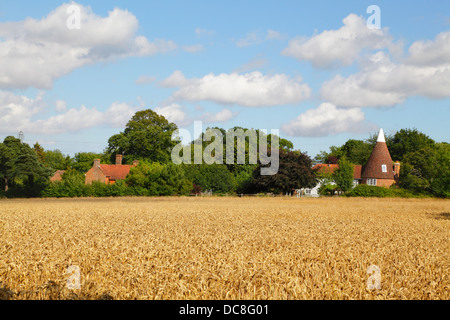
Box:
[85,154,139,185]
[301,164,362,197]
[303,128,400,196]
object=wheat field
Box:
[0,197,448,300]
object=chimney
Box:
[116,154,123,165]
[394,161,401,177]
[133,160,139,166]
[94,159,100,167]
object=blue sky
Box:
[0,0,449,158]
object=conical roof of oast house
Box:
[362,129,395,180]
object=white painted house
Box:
[297,163,362,197]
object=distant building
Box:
[302,128,400,196]
[85,155,139,185]
[50,170,66,182]
[302,163,363,197]
[361,128,400,187]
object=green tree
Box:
[107,109,178,164]
[33,143,46,163]
[182,163,236,194]
[0,136,52,196]
[399,144,449,197]
[126,161,191,196]
[340,139,373,165]
[43,169,87,198]
[333,156,354,193]
[72,152,108,172]
[44,150,72,170]
[314,145,344,164]
[389,128,436,162]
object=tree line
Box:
[0,109,448,198]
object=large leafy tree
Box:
[107,109,178,164]
[339,140,374,165]
[388,128,436,162]
[399,144,449,197]
[43,150,72,171]
[72,152,109,172]
[251,150,317,194]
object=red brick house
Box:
[85,155,139,185]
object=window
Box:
[381,164,387,173]
[305,189,311,195]
[367,178,377,186]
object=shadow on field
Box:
[0,284,15,300]
[429,212,450,220]
[0,281,115,300]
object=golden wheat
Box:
[0,197,448,300]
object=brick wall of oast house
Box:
[85,165,106,184]
[361,178,396,188]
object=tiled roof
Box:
[353,165,362,179]
[50,170,66,181]
[361,140,394,180]
[99,164,135,181]
[312,163,339,175]
[312,163,362,180]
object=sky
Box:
[0,0,449,159]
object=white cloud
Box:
[164,70,311,107]
[406,31,450,66]
[153,104,236,127]
[0,90,139,134]
[55,100,67,112]
[135,75,156,85]
[281,103,371,137]
[202,109,237,123]
[321,44,450,107]
[233,56,269,73]
[282,14,394,68]
[236,32,261,47]
[235,29,285,48]
[160,70,191,88]
[29,105,105,134]
[154,104,191,127]
[103,102,140,128]
[0,91,46,133]
[266,29,286,40]
[0,3,176,90]
[28,102,139,134]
